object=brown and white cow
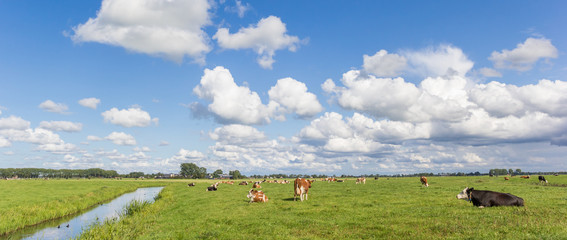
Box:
[520,175,530,179]
[420,176,429,187]
[356,177,366,184]
[252,182,262,188]
[294,178,313,201]
[247,189,268,203]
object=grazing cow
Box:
[207,183,218,191]
[504,177,509,180]
[188,183,196,187]
[239,181,248,185]
[520,175,530,179]
[374,177,379,180]
[538,176,548,184]
[420,176,429,187]
[456,187,524,208]
[337,179,344,182]
[294,178,313,201]
[356,177,366,184]
[247,189,269,203]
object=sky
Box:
[1,1,566,175]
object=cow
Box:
[247,189,269,203]
[294,178,313,201]
[456,187,524,208]
[337,179,344,182]
[504,177,510,180]
[520,175,530,179]
[207,183,218,191]
[420,176,429,187]
[239,181,248,185]
[356,177,366,184]
[252,183,262,188]
[538,176,548,184]
[188,182,196,187]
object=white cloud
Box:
[105,132,137,146]
[403,44,474,77]
[225,0,250,18]
[159,140,169,146]
[133,146,151,152]
[87,135,103,141]
[268,78,323,119]
[102,107,157,127]
[363,50,407,77]
[489,37,558,71]
[0,116,30,130]
[0,137,10,147]
[70,0,212,63]
[478,68,502,78]
[39,121,83,132]
[193,66,273,125]
[214,16,301,69]
[193,67,321,124]
[78,97,101,109]
[39,100,69,114]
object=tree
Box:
[508,169,514,175]
[229,170,243,179]
[180,163,207,179]
[213,169,223,178]
[515,169,522,175]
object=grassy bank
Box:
[78,176,567,239]
[0,178,167,236]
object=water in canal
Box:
[3,187,163,240]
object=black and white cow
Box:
[456,187,524,208]
[538,175,548,184]
[207,183,218,191]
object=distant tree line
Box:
[178,163,245,179]
[0,168,119,179]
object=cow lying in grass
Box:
[247,189,268,203]
[456,187,524,208]
[207,183,218,191]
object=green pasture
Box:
[76,175,567,239]
[0,178,166,236]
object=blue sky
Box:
[1,0,566,175]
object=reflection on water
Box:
[3,187,163,240]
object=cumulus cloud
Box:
[0,116,77,153]
[268,78,323,119]
[207,124,341,173]
[0,116,30,130]
[403,44,474,77]
[363,50,407,77]
[214,16,301,69]
[0,137,10,147]
[489,37,558,71]
[102,107,158,127]
[39,100,69,114]
[105,132,137,146]
[193,67,322,124]
[39,121,83,132]
[324,62,567,147]
[70,0,212,63]
[193,66,273,125]
[78,97,101,109]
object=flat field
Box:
[0,179,166,236]
[75,175,567,239]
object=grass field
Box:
[72,175,567,239]
[0,179,166,236]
